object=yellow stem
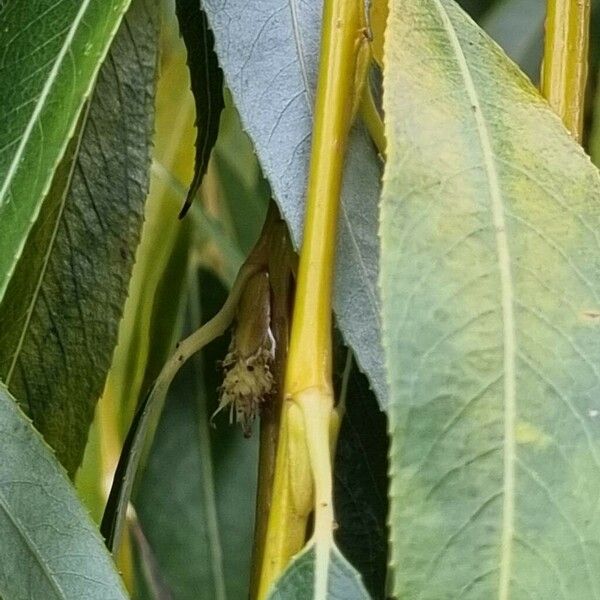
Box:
[256,0,367,597]
[286,0,367,394]
[250,216,295,599]
[541,0,591,140]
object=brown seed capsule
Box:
[213,272,274,435]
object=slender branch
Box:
[250,215,295,599]
[101,259,262,554]
[188,273,227,600]
[336,349,354,420]
[255,0,367,596]
[541,0,591,140]
[286,2,367,394]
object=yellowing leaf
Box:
[370,0,388,68]
[381,0,600,597]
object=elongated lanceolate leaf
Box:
[381,0,600,597]
[134,359,223,600]
[0,385,127,600]
[202,0,387,407]
[0,0,159,476]
[175,0,224,217]
[0,0,133,303]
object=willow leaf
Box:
[134,270,258,600]
[0,0,159,476]
[0,384,127,600]
[381,0,600,597]
[0,0,133,302]
[175,0,224,217]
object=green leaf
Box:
[130,519,173,600]
[381,0,600,597]
[0,0,134,303]
[134,357,223,600]
[202,0,388,407]
[200,269,259,600]
[0,384,127,600]
[174,0,224,217]
[132,272,222,600]
[99,211,191,557]
[267,544,371,600]
[0,0,159,476]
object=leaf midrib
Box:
[4,105,91,388]
[0,0,92,209]
[433,2,517,598]
[0,487,64,598]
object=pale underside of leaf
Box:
[381,0,600,598]
[0,384,127,600]
[202,0,388,407]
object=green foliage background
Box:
[0,0,599,598]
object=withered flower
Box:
[213,271,274,436]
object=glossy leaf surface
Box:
[0,0,133,302]
[0,0,159,475]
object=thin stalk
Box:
[188,273,227,600]
[541,0,591,140]
[250,215,295,599]
[359,83,386,158]
[336,349,354,421]
[101,259,263,554]
[286,2,366,392]
[255,0,367,596]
